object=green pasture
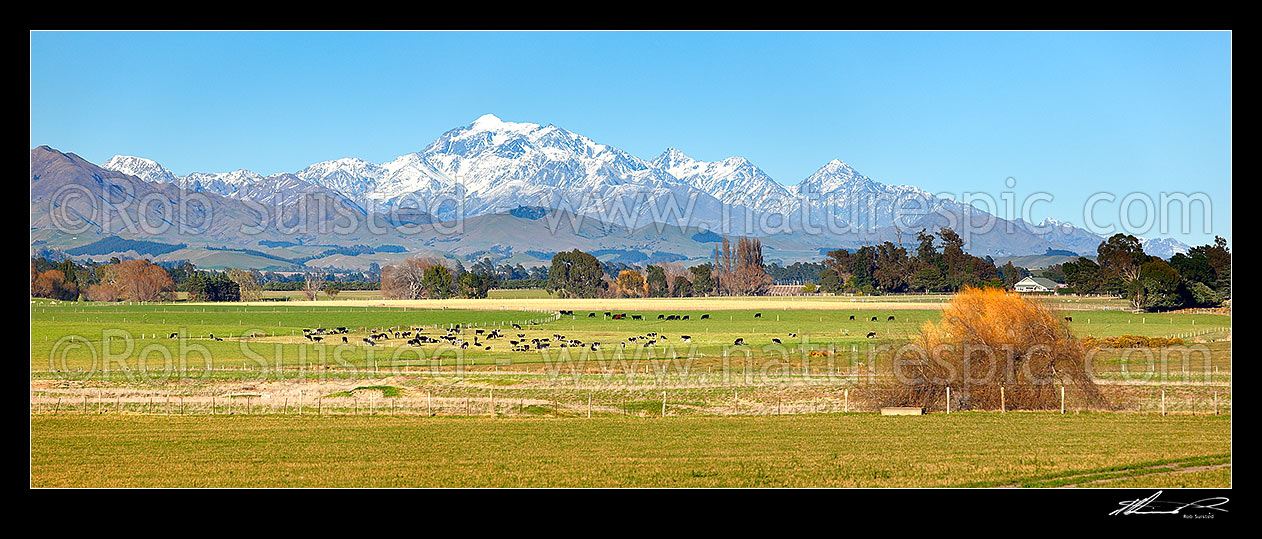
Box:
[30,413,1230,487]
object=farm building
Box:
[1013,276,1065,293]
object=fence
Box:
[30,383,1231,418]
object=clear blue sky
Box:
[30,31,1231,245]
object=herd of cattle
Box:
[250,311,903,352]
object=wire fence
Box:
[30,383,1231,418]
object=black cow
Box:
[1064,316,1073,322]
[657,314,665,319]
[631,315,643,320]
[734,338,745,346]
[849,315,855,320]
[871,316,878,322]
[772,338,781,344]
[589,312,596,317]
[887,316,895,321]
[754,313,762,318]
[866,332,876,338]
[701,314,709,319]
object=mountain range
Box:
[31,114,1191,270]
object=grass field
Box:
[29,294,1231,488]
[30,413,1230,487]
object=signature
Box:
[1110,491,1229,516]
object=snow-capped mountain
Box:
[102,155,181,184]
[1011,217,1105,255]
[650,148,793,213]
[795,159,971,231]
[101,158,360,213]
[1140,236,1192,259]
[294,157,384,201]
[87,114,1206,257]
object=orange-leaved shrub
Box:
[881,286,1107,411]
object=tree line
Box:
[1060,234,1230,311]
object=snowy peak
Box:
[294,157,385,198]
[797,159,872,194]
[1140,237,1192,259]
[650,148,791,211]
[102,155,181,184]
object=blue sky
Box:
[30,31,1231,245]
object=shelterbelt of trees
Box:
[31,229,1229,313]
[29,257,376,303]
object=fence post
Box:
[1060,386,1065,414]
[946,386,951,414]
[1000,387,1005,413]
[844,388,849,413]
[1161,390,1166,416]
[662,391,667,417]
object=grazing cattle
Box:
[603,312,612,317]
[631,315,643,320]
[733,338,745,346]
[588,312,596,318]
[754,313,762,318]
[342,336,348,343]
[871,316,879,322]
[513,324,522,330]
[788,333,797,338]
[680,335,692,343]
[657,314,666,319]
[866,332,876,339]
[849,315,855,320]
[168,332,178,339]
[311,336,322,343]
[612,313,626,320]
[887,316,895,321]
[772,338,781,344]
[363,338,376,346]
[701,314,710,319]
[1064,316,1073,322]
[682,315,690,320]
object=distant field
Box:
[211,293,1132,312]
[488,288,556,299]
[30,413,1230,487]
[30,299,1229,378]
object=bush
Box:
[1081,335,1185,349]
[881,287,1107,411]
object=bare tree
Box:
[381,256,446,299]
[303,272,327,301]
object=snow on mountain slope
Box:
[1011,217,1104,255]
[1140,236,1192,259]
[294,157,384,201]
[88,114,1221,258]
[650,148,794,213]
[794,159,972,230]
[102,155,181,184]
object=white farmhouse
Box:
[1013,276,1064,293]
